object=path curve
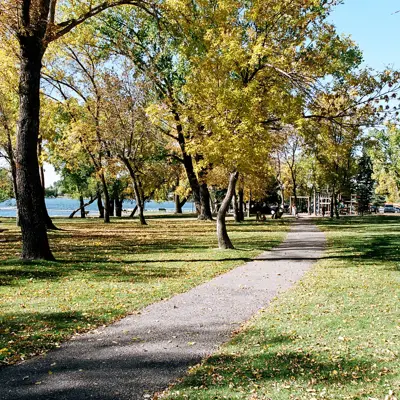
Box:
[0,220,325,400]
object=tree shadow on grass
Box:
[0,310,123,367]
[0,259,186,286]
[317,216,400,268]
[0,236,276,286]
[178,344,376,395]
[317,215,400,227]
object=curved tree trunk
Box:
[180,197,188,209]
[129,205,138,218]
[15,37,54,260]
[217,171,239,249]
[69,196,97,218]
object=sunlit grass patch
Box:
[0,216,288,366]
[160,216,400,400]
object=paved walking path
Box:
[0,220,326,400]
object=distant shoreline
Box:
[0,198,195,218]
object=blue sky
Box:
[329,0,400,70]
[43,0,400,187]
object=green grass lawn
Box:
[0,216,289,367]
[160,216,400,400]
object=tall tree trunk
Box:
[109,196,115,217]
[173,113,201,215]
[330,189,334,218]
[197,164,213,220]
[217,171,239,249]
[8,138,20,226]
[238,187,245,222]
[43,201,59,230]
[199,183,213,220]
[173,176,183,214]
[247,189,252,218]
[313,187,317,216]
[38,140,59,230]
[174,193,183,214]
[79,195,86,218]
[115,197,123,217]
[133,176,147,225]
[100,174,110,223]
[15,37,54,260]
[334,193,340,219]
[97,190,104,218]
[233,190,240,223]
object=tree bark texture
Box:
[174,193,183,214]
[97,191,104,218]
[217,171,239,249]
[115,198,123,217]
[133,176,147,225]
[233,190,240,223]
[15,37,54,260]
[174,115,201,215]
[238,187,245,221]
[197,165,213,220]
[7,134,20,226]
[198,183,213,220]
[100,174,110,223]
[109,197,115,217]
[38,139,59,230]
[334,193,340,219]
[80,196,86,218]
[175,120,212,220]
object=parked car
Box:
[384,205,395,213]
[395,207,400,213]
[378,206,385,213]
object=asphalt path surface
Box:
[0,220,326,400]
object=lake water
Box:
[0,198,195,218]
